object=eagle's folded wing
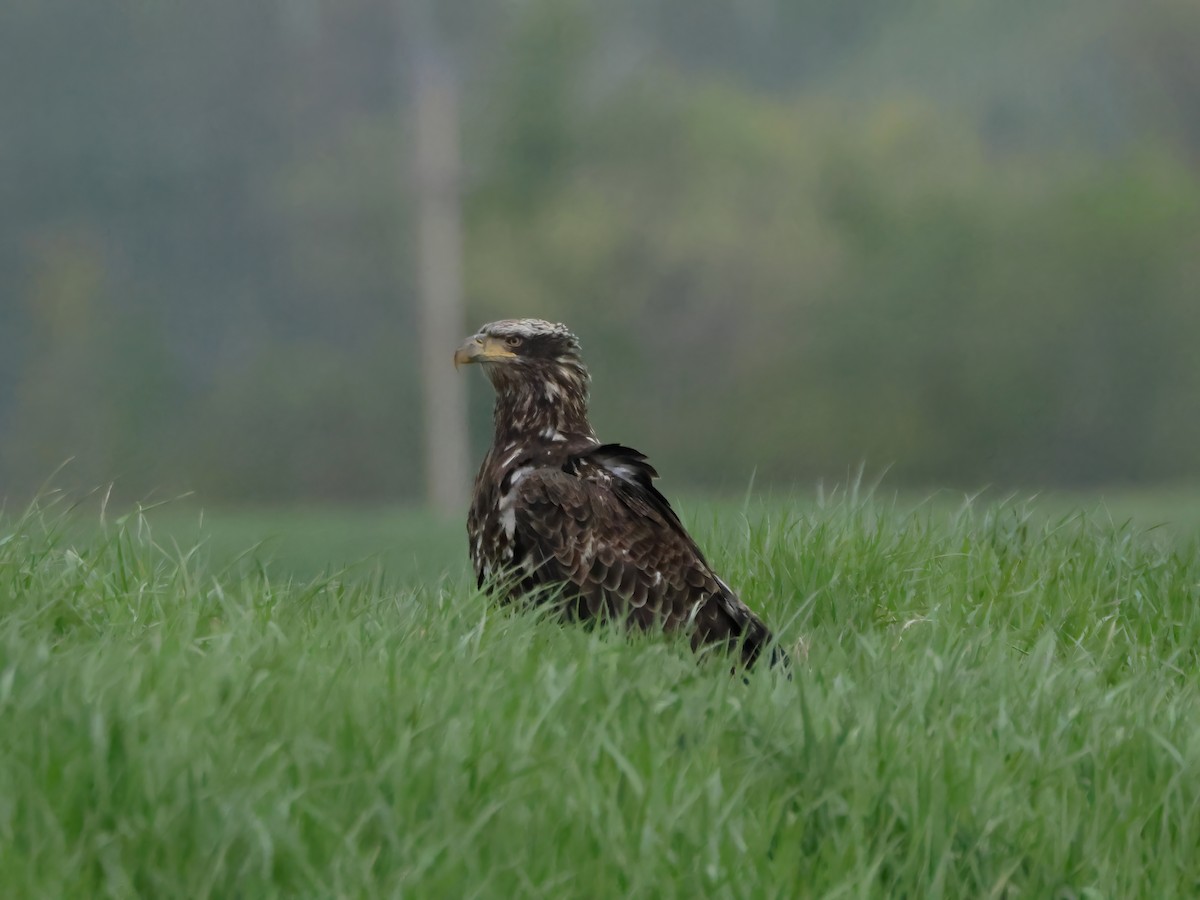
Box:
[511,447,773,663]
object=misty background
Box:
[3,0,1199,509]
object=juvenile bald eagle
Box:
[455,318,786,669]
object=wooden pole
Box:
[412,38,469,517]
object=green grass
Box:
[127,505,467,585]
[1,490,1199,897]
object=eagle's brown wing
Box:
[510,444,776,667]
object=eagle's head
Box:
[454,318,581,370]
[455,318,594,441]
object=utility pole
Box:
[408,1,469,517]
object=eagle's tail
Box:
[737,612,792,672]
[698,580,792,673]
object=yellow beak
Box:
[454,336,516,369]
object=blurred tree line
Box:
[2,0,1198,503]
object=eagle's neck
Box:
[488,359,596,449]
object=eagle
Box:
[455,318,787,669]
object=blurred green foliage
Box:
[2,0,1198,502]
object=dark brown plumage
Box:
[455,318,786,669]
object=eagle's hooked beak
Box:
[454,335,516,369]
[454,337,483,369]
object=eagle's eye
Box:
[504,335,523,349]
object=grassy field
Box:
[1,488,1198,897]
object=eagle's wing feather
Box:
[511,444,773,664]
